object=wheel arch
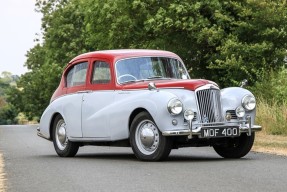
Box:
[49,112,62,140]
[128,108,151,131]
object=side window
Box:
[91,61,111,84]
[66,67,74,87]
[66,62,88,87]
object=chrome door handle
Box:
[77,90,92,94]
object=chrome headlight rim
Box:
[235,106,245,118]
[167,98,183,115]
[242,95,256,111]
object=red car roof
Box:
[69,49,180,64]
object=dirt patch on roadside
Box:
[252,133,287,156]
[0,154,6,192]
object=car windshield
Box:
[116,57,189,84]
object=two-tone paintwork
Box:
[39,49,259,143]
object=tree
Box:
[81,0,287,86]
[0,71,14,96]
[0,72,19,125]
[9,0,287,119]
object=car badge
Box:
[203,115,209,123]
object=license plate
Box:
[201,127,239,138]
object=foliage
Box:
[8,0,287,119]
[0,72,19,125]
[0,103,18,125]
[81,0,287,86]
[0,71,18,96]
[251,67,287,104]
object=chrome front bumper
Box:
[162,116,262,137]
[162,125,262,136]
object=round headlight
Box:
[167,98,183,115]
[242,95,256,111]
[184,109,194,121]
[236,106,245,118]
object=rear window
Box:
[66,62,88,87]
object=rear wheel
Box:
[130,112,172,161]
[52,115,79,157]
[213,133,255,158]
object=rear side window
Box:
[66,62,88,87]
[91,61,111,84]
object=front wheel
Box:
[52,115,79,157]
[130,112,172,161]
[213,133,255,158]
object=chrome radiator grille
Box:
[196,88,224,124]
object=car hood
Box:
[121,79,218,91]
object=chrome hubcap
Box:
[55,119,68,150]
[140,128,155,148]
[135,120,160,155]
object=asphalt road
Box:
[0,125,286,192]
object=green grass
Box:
[256,98,287,135]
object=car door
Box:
[62,61,89,138]
[81,60,115,139]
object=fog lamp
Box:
[236,106,245,118]
[184,109,194,121]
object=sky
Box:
[0,0,42,76]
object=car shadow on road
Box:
[56,153,253,163]
[166,155,252,162]
[76,153,137,161]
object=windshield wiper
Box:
[147,76,164,79]
[120,79,144,84]
[147,76,170,80]
[120,76,170,84]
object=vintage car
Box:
[37,49,262,161]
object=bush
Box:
[0,104,18,125]
[252,67,287,104]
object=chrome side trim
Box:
[69,137,111,142]
[121,87,185,92]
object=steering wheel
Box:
[118,74,137,83]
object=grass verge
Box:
[253,132,287,156]
[256,98,287,135]
[253,99,287,156]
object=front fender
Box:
[221,87,257,123]
[110,89,178,140]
